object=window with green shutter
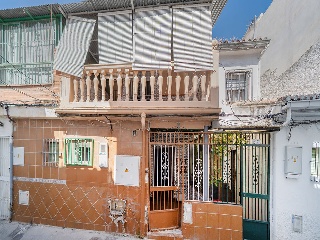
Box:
[65,138,94,166]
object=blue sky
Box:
[1,0,272,39]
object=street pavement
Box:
[0,220,141,240]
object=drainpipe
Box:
[203,126,209,201]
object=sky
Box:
[0,0,272,39]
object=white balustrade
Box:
[70,68,211,104]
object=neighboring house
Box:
[217,0,320,240]
[0,1,264,240]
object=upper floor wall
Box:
[244,0,320,90]
[217,40,269,113]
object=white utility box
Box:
[114,155,140,187]
[285,146,302,175]
[19,190,29,205]
[13,147,24,166]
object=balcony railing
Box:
[59,64,219,115]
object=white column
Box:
[150,71,155,102]
[86,71,91,102]
[101,70,107,101]
[158,71,163,101]
[93,70,99,102]
[125,69,130,101]
[117,69,122,101]
[175,74,181,101]
[201,74,207,101]
[133,71,139,101]
[73,77,79,102]
[167,69,172,101]
[141,71,147,101]
[192,74,198,101]
[184,75,190,101]
[109,69,114,101]
[80,76,85,102]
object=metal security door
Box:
[242,139,270,240]
[0,137,12,220]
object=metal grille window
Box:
[311,142,320,181]
[43,139,60,166]
[65,138,93,166]
[0,18,61,85]
[226,71,250,102]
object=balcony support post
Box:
[133,71,139,101]
[150,71,155,101]
[125,69,130,101]
[86,71,92,102]
[184,75,190,101]
[141,71,147,101]
[201,74,206,101]
[192,74,198,101]
[93,70,99,102]
[175,74,181,101]
[109,69,114,101]
[101,70,107,101]
[73,78,79,102]
[117,69,123,101]
[158,70,163,101]
[167,69,172,101]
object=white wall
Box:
[270,125,320,240]
[245,0,320,76]
[0,117,13,137]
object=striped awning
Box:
[133,7,172,70]
[98,11,132,64]
[53,16,96,77]
[173,6,213,72]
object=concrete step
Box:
[147,229,183,240]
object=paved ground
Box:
[0,220,141,240]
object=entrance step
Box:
[147,229,183,240]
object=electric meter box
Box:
[285,146,302,175]
[114,155,140,187]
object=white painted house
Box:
[216,0,320,239]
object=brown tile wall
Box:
[182,202,243,240]
[12,118,144,236]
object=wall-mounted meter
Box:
[285,146,302,176]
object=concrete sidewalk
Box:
[0,220,141,240]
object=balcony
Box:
[58,63,219,116]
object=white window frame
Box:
[311,142,320,181]
[225,70,251,103]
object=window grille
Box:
[65,138,94,166]
[43,139,60,166]
[311,142,320,181]
[226,71,250,102]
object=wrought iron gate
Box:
[0,137,12,220]
[241,135,270,240]
[148,131,270,236]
